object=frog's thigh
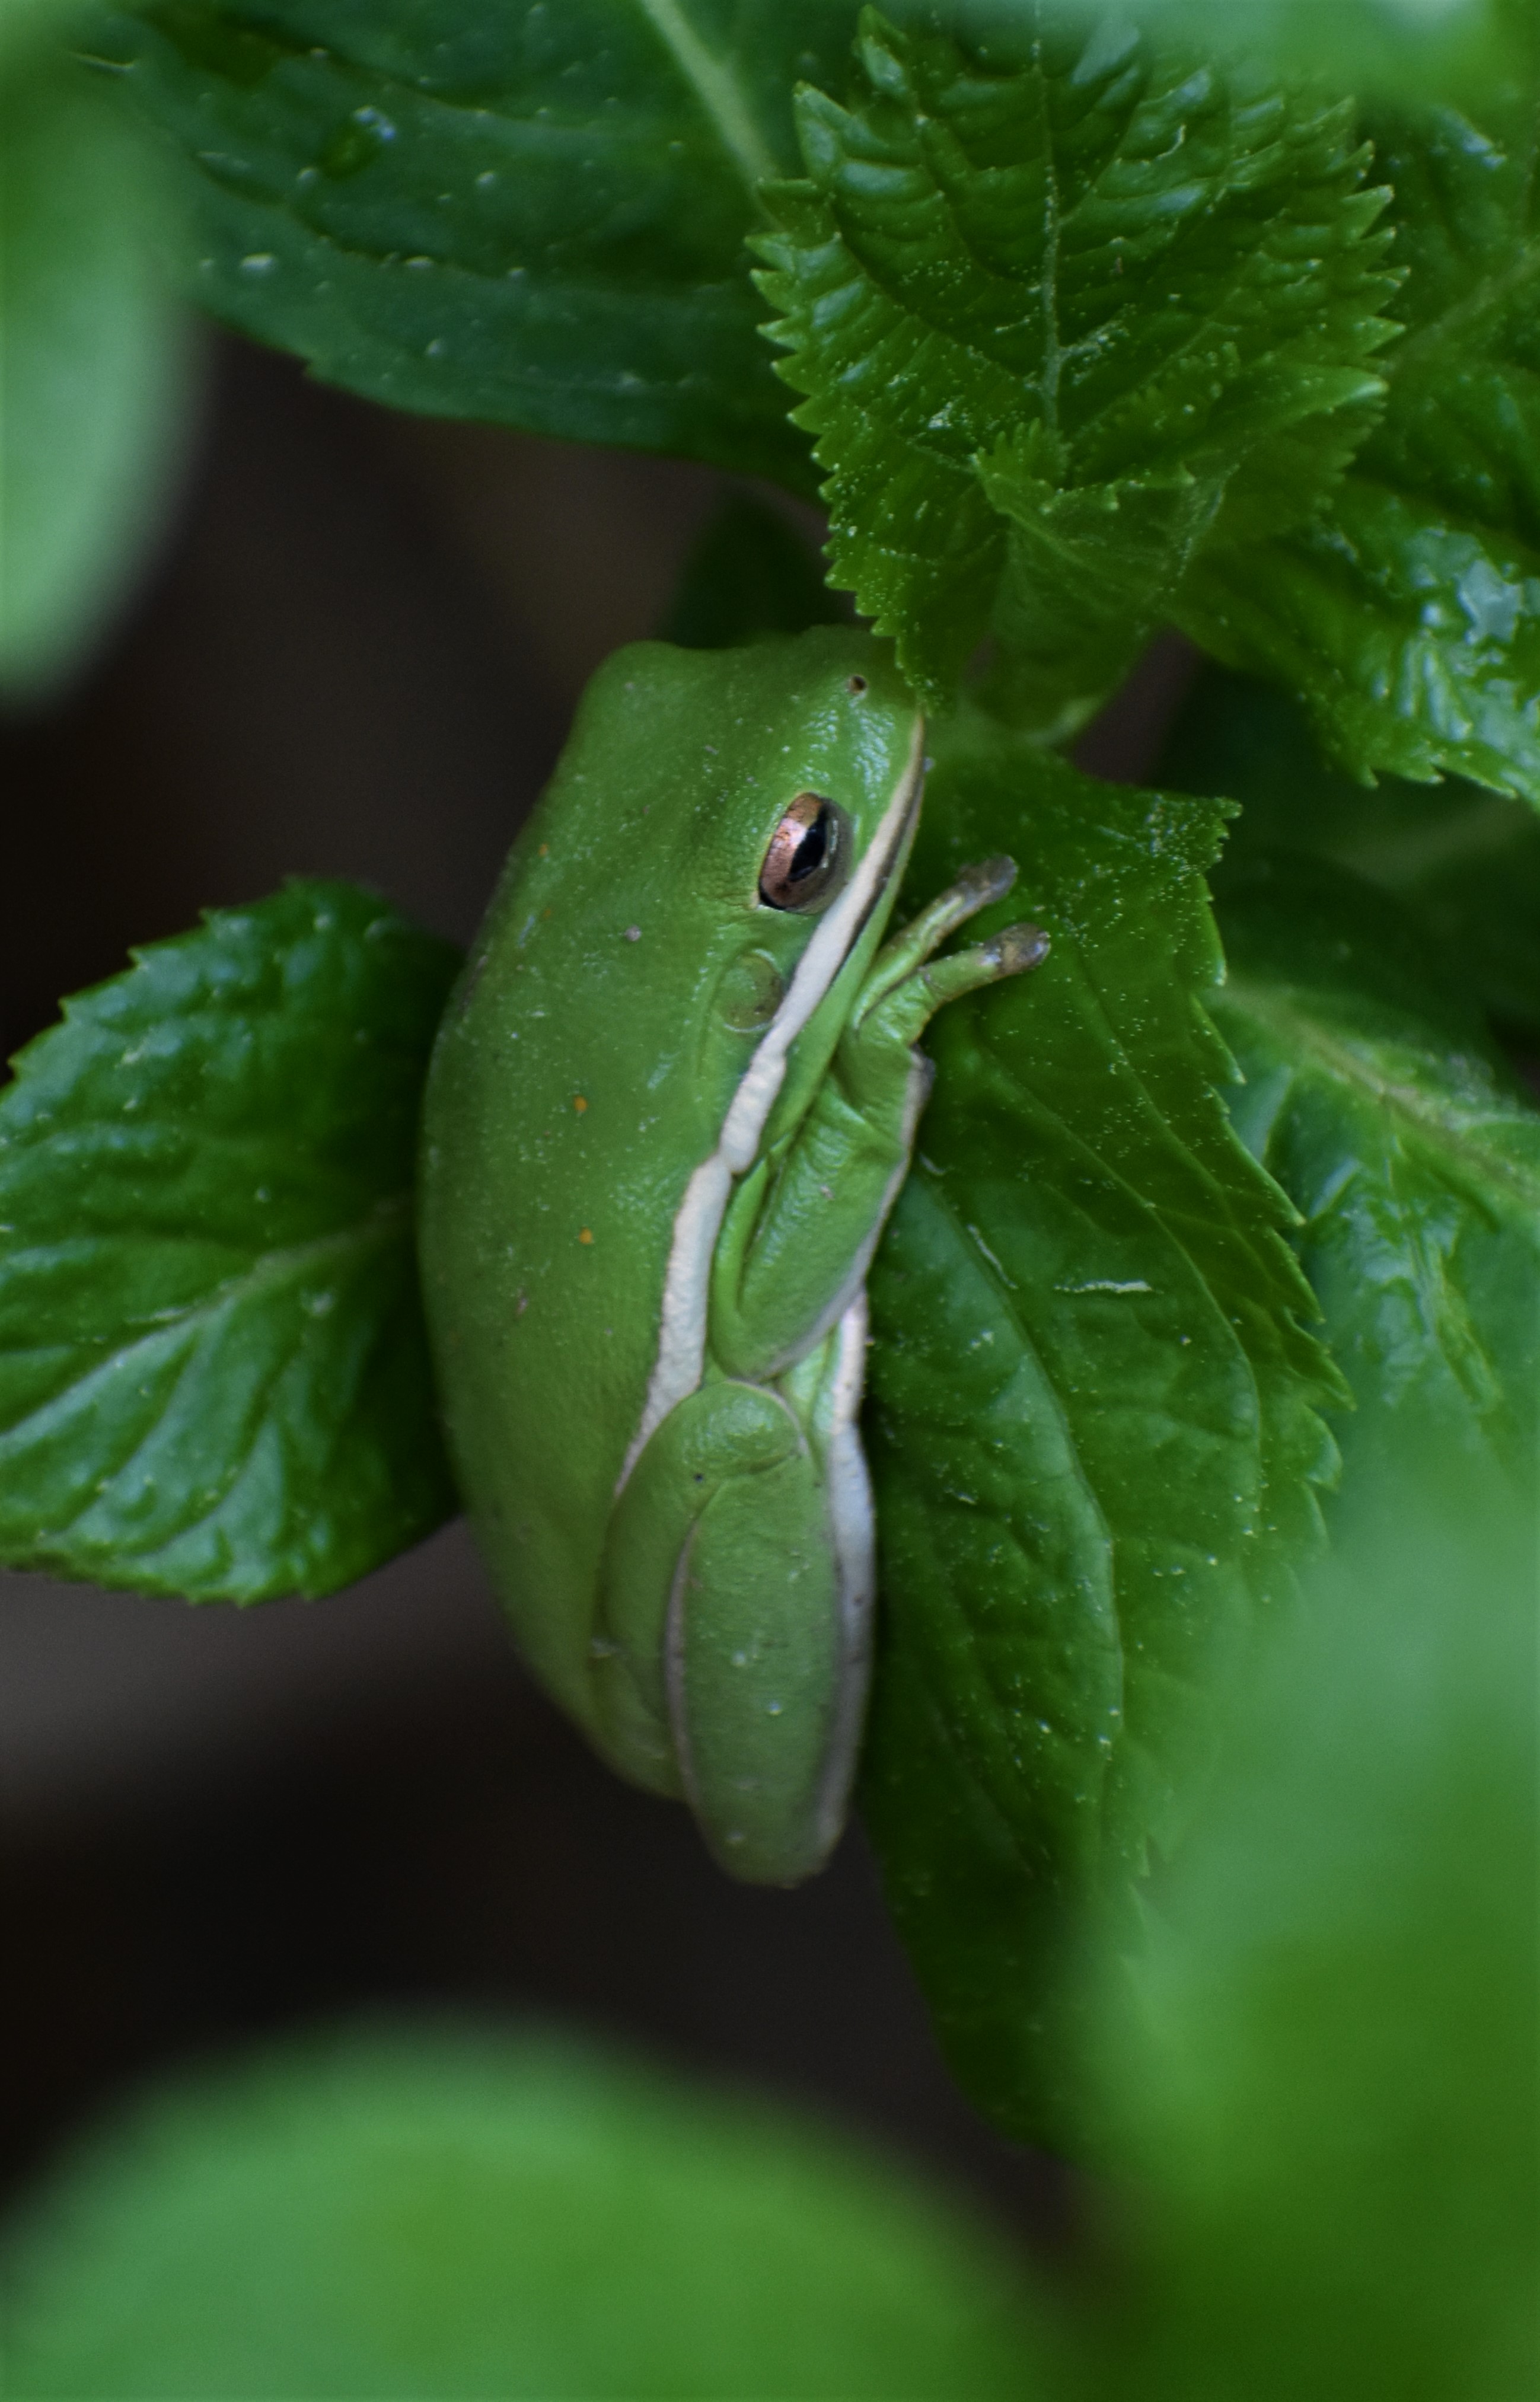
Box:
[594,1380,849,1885]
[593,1382,800,1798]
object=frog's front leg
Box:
[590,1305,871,1885]
[710,860,1048,1380]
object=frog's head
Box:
[524,625,922,1175]
[648,626,925,1169]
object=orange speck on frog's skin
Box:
[538,843,549,856]
[578,1228,594,1245]
[573,1095,588,1114]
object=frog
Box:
[419,627,1046,1885]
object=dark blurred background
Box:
[1,335,1181,2240]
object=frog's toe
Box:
[984,920,1050,978]
[954,853,1018,911]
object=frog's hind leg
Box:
[801,1293,876,1865]
[594,1342,873,1887]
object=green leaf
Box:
[0,882,461,1602]
[1212,850,1540,1514]
[659,493,845,650]
[0,58,192,696]
[1162,662,1540,1046]
[1096,1474,1540,2401]
[1056,0,1534,111]
[0,0,90,84]
[1179,47,1540,800]
[0,2026,1050,2400]
[755,7,1397,726]
[97,0,862,484]
[861,719,1340,2145]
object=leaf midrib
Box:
[1220,978,1540,1214]
[23,1210,405,1564]
[844,61,1389,495]
[1,1197,409,1395]
[633,0,778,196]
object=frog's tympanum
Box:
[420,629,1045,1883]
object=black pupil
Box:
[789,809,830,883]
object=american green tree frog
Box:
[420,630,1045,1884]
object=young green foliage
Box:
[1213,853,1540,1515]
[755,7,1397,728]
[0,56,191,695]
[97,0,860,483]
[1163,663,1540,1046]
[0,883,460,1601]
[1181,37,1540,800]
[1096,1478,1539,2402]
[1159,661,1540,1511]
[860,718,1340,2142]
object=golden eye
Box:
[759,793,850,913]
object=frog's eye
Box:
[759,793,851,913]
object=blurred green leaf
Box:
[862,720,1340,2144]
[0,2026,1051,2400]
[1162,662,1540,1045]
[98,0,862,483]
[1096,1475,1539,2401]
[755,7,1396,726]
[660,492,844,650]
[0,56,192,696]
[1179,43,1540,800]
[1053,0,1533,110]
[0,883,460,1601]
[1213,850,1540,1513]
[0,0,85,82]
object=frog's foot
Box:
[853,854,1048,1048]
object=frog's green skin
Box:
[420,629,1044,1884]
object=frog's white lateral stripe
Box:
[718,711,927,1178]
[617,714,925,1494]
[812,1292,877,1859]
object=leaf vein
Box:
[633,0,777,197]
[1223,982,1540,1213]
